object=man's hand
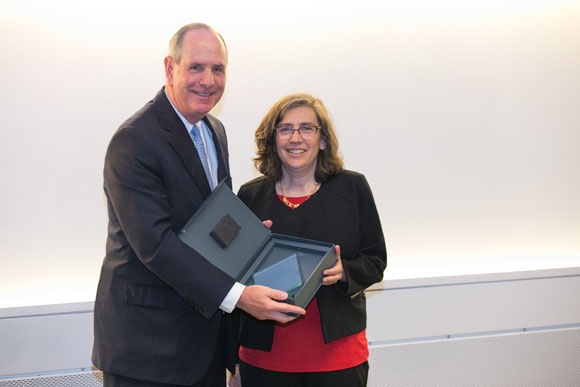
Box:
[236,285,305,324]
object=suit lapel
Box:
[203,115,231,189]
[154,88,212,198]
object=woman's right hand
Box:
[228,364,242,387]
[322,245,344,285]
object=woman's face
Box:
[275,106,326,178]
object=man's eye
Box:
[213,66,224,74]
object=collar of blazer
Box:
[153,88,222,198]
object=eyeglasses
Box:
[275,125,321,139]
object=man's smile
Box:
[193,90,212,97]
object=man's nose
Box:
[200,69,214,86]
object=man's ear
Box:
[164,56,174,86]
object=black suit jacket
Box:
[92,88,235,384]
[236,171,387,351]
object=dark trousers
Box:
[103,320,227,387]
[239,360,369,387]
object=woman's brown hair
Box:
[254,93,344,182]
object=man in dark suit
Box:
[92,23,305,387]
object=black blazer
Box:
[237,171,387,351]
[92,88,235,385]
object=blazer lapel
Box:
[154,88,212,197]
[265,182,308,236]
[203,115,231,189]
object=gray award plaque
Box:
[178,180,337,309]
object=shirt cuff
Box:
[219,282,246,313]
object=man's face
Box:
[165,29,227,124]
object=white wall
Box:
[2,268,580,384]
[1,0,580,308]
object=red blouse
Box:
[238,193,368,372]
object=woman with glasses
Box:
[230,93,387,387]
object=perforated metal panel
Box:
[0,371,102,387]
[368,327,580,387]
[2,328,579,386]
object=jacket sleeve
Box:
[104,125,235,319]
[339,174,387,296]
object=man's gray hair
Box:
[168,22,228,64]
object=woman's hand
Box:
[322,245,344,285]
[227,364,242,387]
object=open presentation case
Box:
[178,180,337,309]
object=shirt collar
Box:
[164,89,201,131]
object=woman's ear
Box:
[319,138,327,150]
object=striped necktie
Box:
[191,123,214,191]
